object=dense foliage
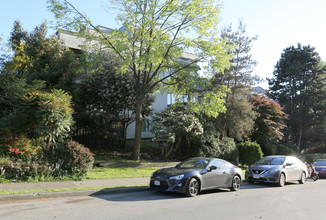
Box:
[2,88,74,149]
[268,43,326,153]
[49,0,231,160]
[151,104,203,158]
[44,140,94,178]
[198,132,237,160]
[212,22,259,141]
[0,21,94,182]
[237,141,263,166]
[77,52,154,148]
[249,95,288,144]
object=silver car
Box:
[245,155,308,187]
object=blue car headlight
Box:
[170,174,184,180]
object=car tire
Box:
[278,173,286,187]
[185,178,199,197]
[299,172,306,184]
[230,175,241,191]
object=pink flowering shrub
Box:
[0,136,41,160]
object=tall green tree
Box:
[268,43,326,153]
[1,20,84,94]
[49,0,231,159]
[212,22,259,140]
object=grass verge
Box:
[87,167,157,179]
[0,184,148,195]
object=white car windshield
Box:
[256,157,286,165]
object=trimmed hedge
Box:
[237,141,263,166]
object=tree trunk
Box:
[122,122,127,149]
[131,98,143,160]
[297,127,302,154]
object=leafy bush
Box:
[151,104,203,157]
[276,144,296,155]
[2,89,74,149]
[0,156,53,182]
[198,132,236,159]
[0,139,94,182]
[304,153,326,164]
[237,141,263,166]
[0,136,41,161]
[261,143,277,156]
[46,140,94,178]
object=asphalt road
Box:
[1,179,326,220]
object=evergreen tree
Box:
[212,21,259,140]
[268,43,326,153]
[1,20,84,93]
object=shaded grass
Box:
[0,184,147,195]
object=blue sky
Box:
[1,0,326,88]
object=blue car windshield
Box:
[177,158,210,169]
[256,157,285,165]
[313,160,326,166]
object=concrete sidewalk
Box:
[0,177,150,202]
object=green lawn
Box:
[87,167,157,179]
[0,184,147,195]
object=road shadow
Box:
[90,186,240,202]
[90,179,325,202]
[91,189,185,202]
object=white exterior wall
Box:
[57,31,85,50]
[126,92,169,139]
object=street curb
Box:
[0,186,149,202]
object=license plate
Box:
[154,180,160,186]
[253,174,260,179]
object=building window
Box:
[167,94,175,106]
[142,119,150,132]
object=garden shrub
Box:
[0,139,94,182]
[261,143,277,156]
[0,136,41,161]
[198,132,236,159]
[3,89,74,149]
[237,141,263,166]
[46,140,94,178]
[276,144,296,155]
[0,156,53,182]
